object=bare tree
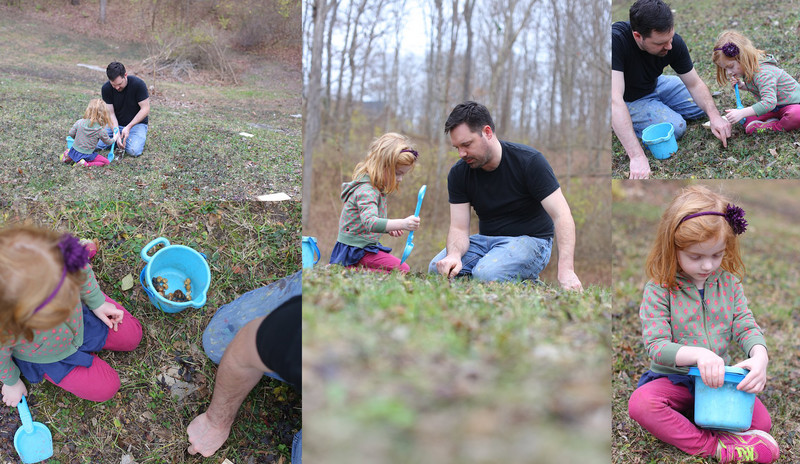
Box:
[99,0,107,23]
[304,0,337,228]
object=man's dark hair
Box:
[444,101,495,134]
[106,62,126,81]
[629,0,673,38]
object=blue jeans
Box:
[626,75,706,140]
[428,234,552,282]
[96,123,148,157]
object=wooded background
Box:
[303,0,612,284]
[2,0,300,84]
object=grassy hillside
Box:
[303,267,611,463]
[0,6,301,201]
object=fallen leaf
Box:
[120,274,134,291]
[769,148,779,157]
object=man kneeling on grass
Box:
[428,101,583,290]
[98,61,150,157]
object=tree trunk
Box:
[304,0,331,229]
[99,0,107,24]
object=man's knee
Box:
[672,118,688,139]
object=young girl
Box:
[329,132,421,273]
[713,30,800,135]
[0,226,142,406]
[61,98,120,166]
[628,186,779,463]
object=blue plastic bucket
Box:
[66,136,74,150]
[140,237,211,313]
[302,236,320,269]
[688,367,755,431]
[642,122,678,160]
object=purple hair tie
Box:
[58,234,90,272]
[680,204,748,235]
[401,148,419,159]
[714,42,740,58]
[32,234,90,314]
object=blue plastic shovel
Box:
[734,84,745,126]
[14,396,53,464]
[400,184,427,265]
[107,127,120,162]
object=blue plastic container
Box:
[66,136,74,150]
[140,237,211,313]
[688,367,755,431]
[302,236,320,269]
[642,122,678,160]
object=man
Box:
[187,280,301,461]
[428,101,582,290]
[99,61,150,157]
[612,0,731,179]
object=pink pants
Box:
[44,293,142,402]
[84,155,110,166]
[743,103,800,132]
[356,250,410,274]
[628,377,772,457]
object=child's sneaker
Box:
[745,118,780,135]
[77,159,87,167]
[60,149,70,163]
[715,430,779,463]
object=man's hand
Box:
[187,412,232,457]
[436,254,462,279]
[119,126,129,148]
[558,269,583,291]
[709,115,731,147]
[630,155,651,179]
[2,381,27,407]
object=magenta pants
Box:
[628,377,772,457]
[356,250,410,274]
[44,293,142,402]
[743,103,800,131]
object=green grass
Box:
[303,267,612,464]
[612,180,800,463]
[0,9,301,200]
[0,200,301,463]
[611,0,800,178]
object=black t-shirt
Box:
[256,295,300,387]
[101,75,149,126]
[611,21,694,102]
[447,141,559,238]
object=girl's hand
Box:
[2,381,28,407]
[389,230,404,237]
[728,75,743,87]
[403,215,420,231]
[724,108,748,125]
[92,301,124,332]
[734,345,769,394]
[696,349,726,388]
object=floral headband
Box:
[32,234,90,314]
[401,148,419,159]
[714,42,740,58]
[680,204,747,235]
